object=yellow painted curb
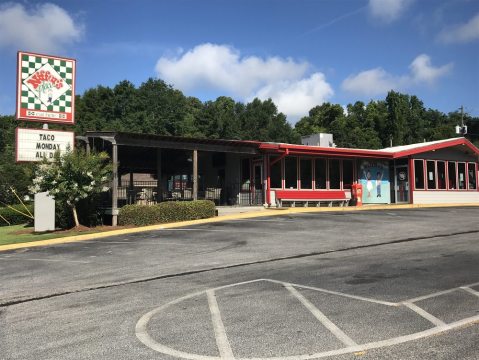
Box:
[1,203,477,252]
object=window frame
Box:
[468,162,478,191]
[426,160,437,190]
[414,159,425,190]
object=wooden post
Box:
[112,142,118,226]
[129,172,134,204]
[156,148,162,202]
[193,149,198,201]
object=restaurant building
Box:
[80,132,479,225]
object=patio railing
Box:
[108,180,263,207]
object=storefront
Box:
[81,132,479,224]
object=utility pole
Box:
[455,105,467,136]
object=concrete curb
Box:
[1,203,478,252]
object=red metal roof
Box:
[259,137,479,159]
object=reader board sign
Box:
[16,51,76,124]
[16,128,74,162]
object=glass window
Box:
[284,157,297,189]
[437,161,446,189]
[270,156,282,189]
[342,160,354,189]
[315,158,326,189]
[426,161,436,189]
[329,159,341,189]
[468,163,477,190]
[414,160,424,189]
[448,162,457,189]
[458,163,466,189]
[300,158,312,189]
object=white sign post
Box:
[34,192,55,232]
[16,128,74,162]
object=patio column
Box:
[112,141,118,226]
[193,149,198,200]
[156,148,162,202]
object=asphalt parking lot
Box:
[1,207,478,359]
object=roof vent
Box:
[301,133,336,147]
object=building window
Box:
[448,162,457,189]
[284,156,298,189]
[426,160,436,189]
[343,160,354,189]
[329,159,341,189]
[315,158,326,189]
[270,156,282,189]
[468,163,477,190]
[300,158,312,189]
[458,162,466,189]
[437,161,446,190]
[414,160,425,189]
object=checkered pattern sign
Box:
[16,51,76,124]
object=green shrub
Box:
[0,204,34,226]
[118,200,216,226]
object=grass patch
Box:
[0,224,100,246]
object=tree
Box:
[30,149,112,228]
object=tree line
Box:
[1,77,478,203]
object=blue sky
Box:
[0,0,478,122]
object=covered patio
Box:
[81,132,264,225]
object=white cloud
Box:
[438,13,479,44]
[0,3,83,53]
[342,54,452,96]
[250,73,334,120]
[409,54,453,84]
[155,43,334,121]
[368,0,413,23]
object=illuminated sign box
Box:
[16,128,74,162]
[16,51,76,124]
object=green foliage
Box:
[0,204,34,227]
[0,116,35,204]
[30,149,112,227]
[118,200,216,226]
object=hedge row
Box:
[118,200,216,226]
[0,204,34,226]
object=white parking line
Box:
[460,286,479,298]
[402,302,446,327]
[285,284,358,347]
[266,279,397,307]
[207,290,235,360]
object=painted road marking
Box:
[0,257,90,264]
[404,280,479,303]
[266,279,397,306]
[207,290,235,359]
[285,284,357,347]
[460,286,479,298]
[136,278,479,360]
[402,302,446,327]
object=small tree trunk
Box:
[72,206,80,228]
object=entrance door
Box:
[253,163,263,205]
[395,166,409,203]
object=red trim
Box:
[266,155,271,205]
[392,138,479,158]
[259,143,392,158]
[275,190,347,200]
[408,157,414,204]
